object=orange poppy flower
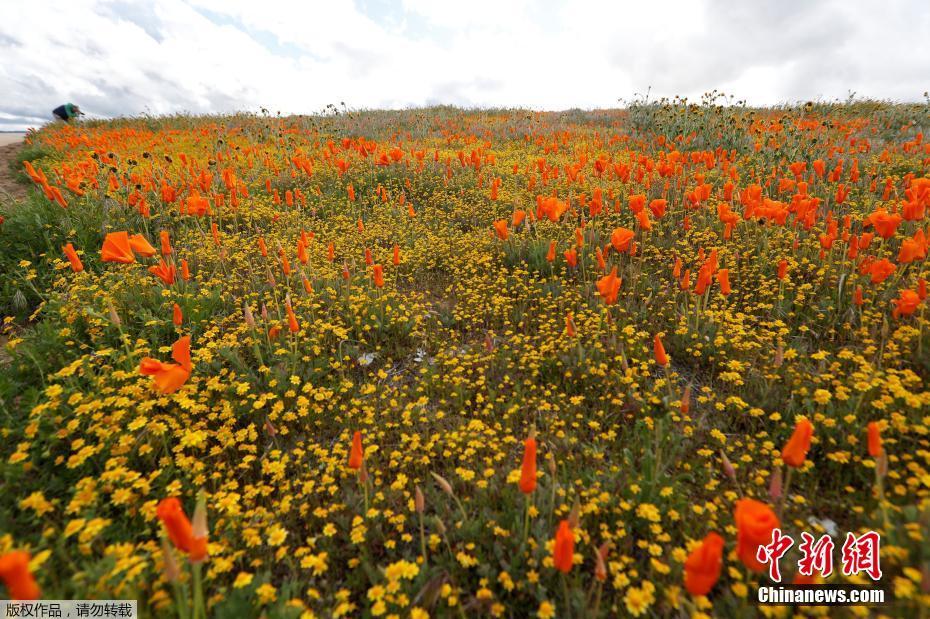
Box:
[518,437,537,494]
[868,258,895,284]
[539,196,568,222]
[22,160,43,183]
[101,231,135,263]
[129,233,157,257]
[892,289,920,318]
[372,264,384,288]
[546,241,557,263]
[734,498,779,572]
[563,249,578,268]
[595,246,606,271]
[596,267,621,305]
[867,422,882,457]
[649,198,667,218]
[160,230,172,256]
[172,303,183,326]
[348,431,364,470]
[897,230,927,264]
[684,532,724,596]
[717,268,731,295]
[777,259,788,280]
[865,208,902,239]
[610,227,635,253]
[139,336,192,394]
[654,334,669,366]
[493,219,509,240]
[157,498,207,562]
[286,304,299,333]
[62,243,84,272]
[148,260,176,285]
[0,551,40,600]
[565,312,576,336]
[781,419,813,467]
[552,519,574,574]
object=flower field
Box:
[1,100,929,617]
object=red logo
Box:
[756,528,794,582]
[841,531,882,581]
[756,529,881,582]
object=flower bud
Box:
[720,450,736,481]
[594,542,609,582]
[192,489,208,540]
[161,537,180,583]
[769,467,783,502]
[431,472,454,497]
[680,385,692,415]
[415,485,425,514]
[108,302,121,327]
[568,500,581,529]
[876,449,888,479]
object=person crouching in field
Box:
[52,103,83,122]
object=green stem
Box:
[523,494,532,543]
[777,467,793,520]
[419,511,428,563]
[591,582,603,618]
[172,581,190,619]
[875,461,889,531]
[191,562,205,619]
[561,573,573,619]
[362,476,369,516]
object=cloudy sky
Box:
[1,0,927,130]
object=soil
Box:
[0,135,28,202]
[0,134,26,365]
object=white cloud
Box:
[0,0,926,130]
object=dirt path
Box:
[0,133,27,366]
[0,134,27,202]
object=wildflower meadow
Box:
[1,98,929,617]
